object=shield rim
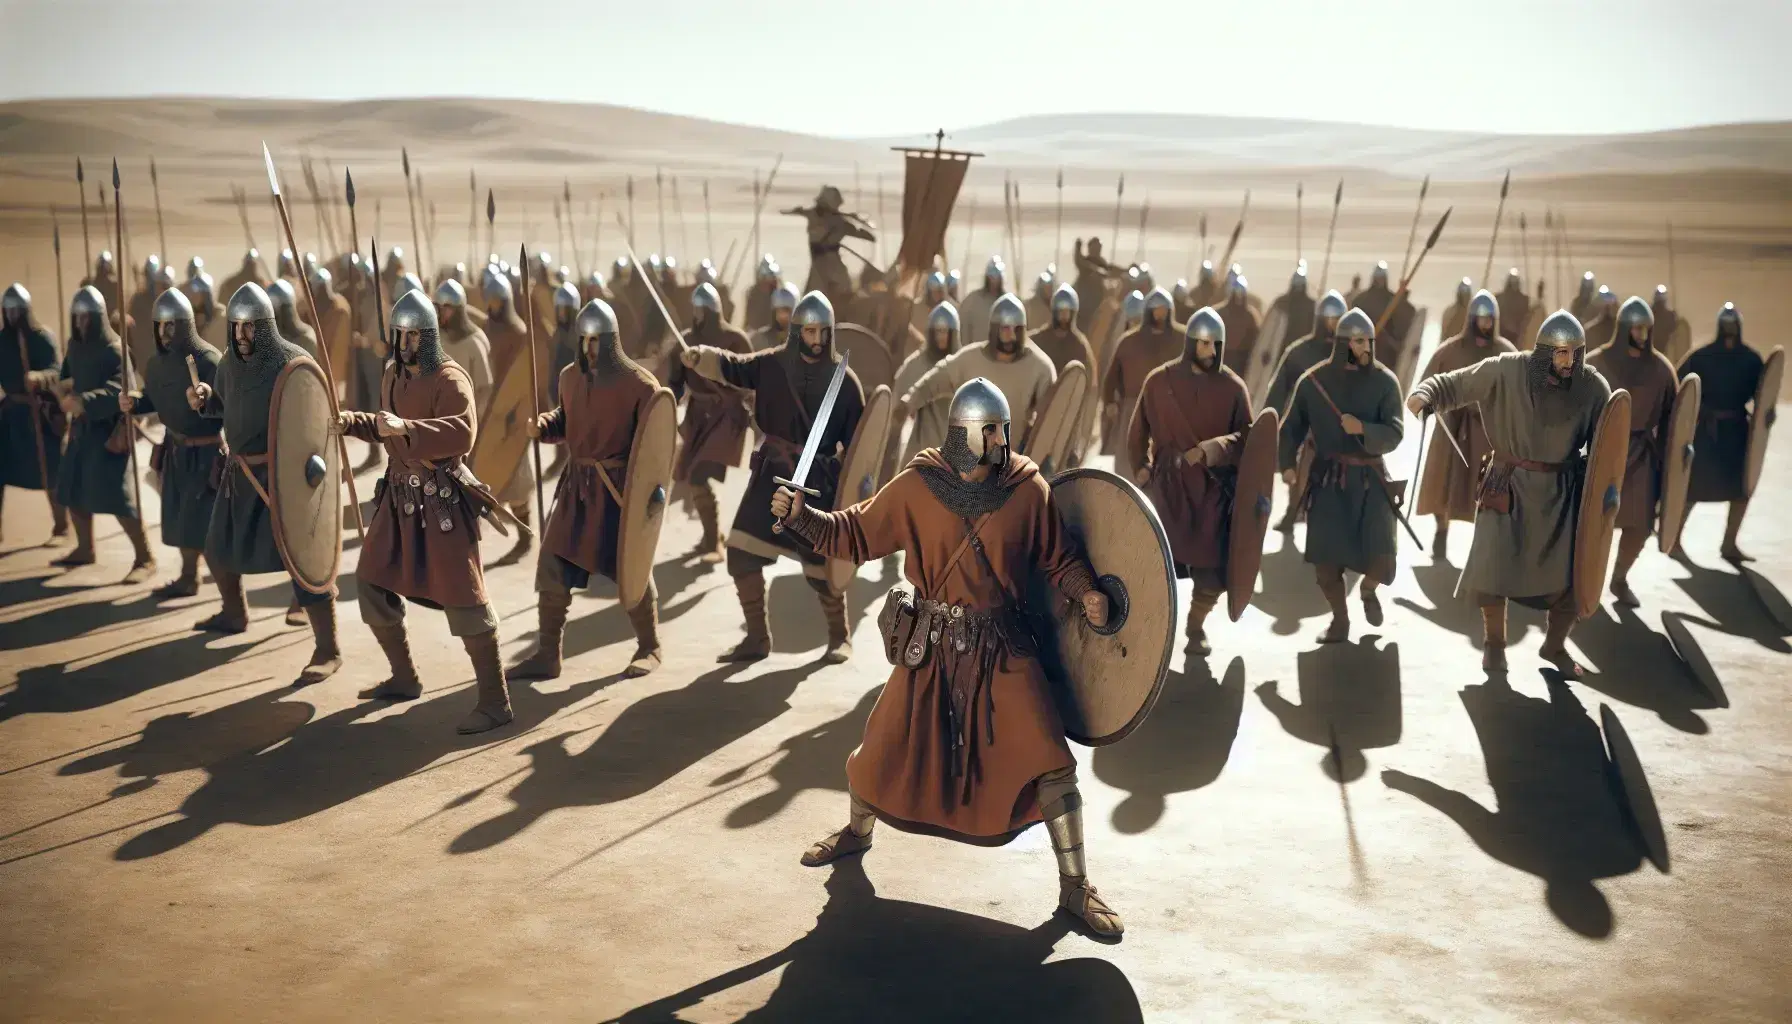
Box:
[1573,388,1633,620]
[267,356,341,595]
[1227,407,1280,621]
[1246,304,1288,409]
[827,384,893,591]
[1657,372,1702,554]
[617,387,678,608]
[1048,466,1178,747]
[1394,307,1428,397]
[1019,360,1086,462]
[1744,346,1783,498]
[835,323,897,397]
[1044,362,1090,475]
[470,343,540,490]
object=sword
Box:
[770,351,852,535]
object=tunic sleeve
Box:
[538,404,567,444]
[1358,375,1406,456]
[130,386,157,416]
[1034,483,1099,601]
[340,410,379,443]
[714,347,766,391]
[1027,353,1056,425]
[1200,380,1253,468]
[1126,371,1157,472]
[785,469,914,563]
[1102,340,1126,404]
[78,349,124,418]
[1278,378,1312,471]
[905,349,964,409]
[1414,354,1503,416]
[395,371,476,461]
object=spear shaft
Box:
[1054,168,1064,274]
[1398,175,1429,282]
[467,170,478,270]
[401,149,423,283]
[1377,207,1452,336]
[149,158,168,262]
[1317,180,1343,294]
[109,161,143,519]
[52,213,66,326]
[518,243,546,517]
[1296,182,1304,265]
[76,160,92,274]
[1480,171,1511,289]
[347,168,363,411]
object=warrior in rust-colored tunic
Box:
[1128,308,1253,657]
[773,377,1123,940]
[1029,284,1100,466]
[670,282,754,562]
[679,291,865,663]
[1413,289,1516,559]
[1587,296,1679,607]
[337,291,512,735]
[1676,303,1768,563]
[511,299,665,682]
[1102,287,1183,479]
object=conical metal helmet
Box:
[153,286,193,323]
[586,270,607,291]
[1051,282,1079,314]
[1469,289,1499,322]
[155,266,177,290]
[267,279,299,312]
[691,282,722,314]
[1457,277,1474,300]
[770,282,799,311]
[143,254,162,280]
[1596,285,1616,307]
[481,264,513,303]
[577,299,619,337]
[395,273,424,298]
[226,282,273,322]
[553,281,581,311]
[389,289,438,332]
[792,290,835,328]
[1197,260,1215,284]
[925,270,948,297]
[1186,306,1225,345]
[1172,279,1189,303]
[928,300,960,336]
[434,278,467,307]
[1317,289,1348,321]
[1617,295,1654,334]
[948,377,1012,461]
[1716,302,1742,330]
[1122,289,1146,322]
[71,285,107,319]
[1579,271,1597,295]
[1143,287,1174,318]
[1536,310,1586,350]
[1336,308,1375,341]
[990,292,1026,330]
[1370,261,1390,287]
[2,283,29,311]
[309,266,333,294]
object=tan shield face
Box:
[618,387,678,609]
[1744,346,1783,498]
[1088,294,1121,364]
[470,350,539,494]
[1019,361,1088,477]
[1573,389,1633,620]
[1657,373,1702,554]
[268,357,342,594]
[1245,303,1288,409]
[1025,468,1177,746]
[1665,317,1693,365]
[827,385,893,591]
[1393,306,1429,397]
[835,324,896,398]
[1227,407,1280,621]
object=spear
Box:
[149,157,168,264]
[267,145,364,538]
[1295,182,1304,264]
[1666,221,1679,299]
[672,175,690,261]
[614,214,688,356]
[467,169,478,271]
[231,185,259,254]
[553,198,566,271]
[1054,167,1064,274]
[1135,193,1149,262]
[875,172,885,265]
[1215,190,1250,278]
[565,179,582,280]
[417,172,434,271]
[76,159,92,275]
[730,155,783,294]
[655,167,666,256]
[1396,175,1429,283]
[959,194,977,280]
[1544,208,1558,302]
[517,244,546,517]
[1480,170,1511,289]
[346,168,364,409]
[51,212,66,322]
[1015,181,1027,279]
[626,174,636,249]
[324,158,348,247]
[702,179,714,264]
[485,188,495,262]
[109,161,143,519]
[1376,207,1452,336]
[1519,212,1532,290]
[1196,212,1208,273]
[593,196,604,277]
[1110,175,1124,252]
[96,182,109,283]
[1317,180,1343,293]
[401,148,423,283]
[302,159,331,257]
[19,219,55,521]
[1560,211,1574,293]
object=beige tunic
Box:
[902,341,1057,439]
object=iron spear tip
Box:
[345,168,356,207]
[76,157,84,182]
[1426,207,1453,247]
[111,159,120,188]
[1334,181,1343,202]
[149,156,158,180]
[1500,170,1510,195]
[402,148,410,176]
[486,189,495,221]
[262,142,281,196]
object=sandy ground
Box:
[2,99,1791,1022]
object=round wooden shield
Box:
[1393,307,1428,397]
[1088,294,1122,369]
[1025,468,1177,746]
[1246,304,1288,409]
[1657,372,1702,554]
[836,324,896,397]
[1573,389,1633,620]
[1020,361,1088,477]
[1744,346,1783,498]
[1227,407,1280,621]
[267,357,342,595]
[618,387,678,609]
[826,385,893,591]
[470,347,541,494]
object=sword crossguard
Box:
[770,475,821,534]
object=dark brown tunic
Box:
[670,320,753,485]
[1588,338,1678,531]
[1128,361,1251,581]
[1100,323,1181,472]
[539,361,662,581]
[1415,331,1517,521]
[342,362,488,608]
[1677,337,1765,502]
[794,450,1098,844]
[1217,297,1263,378]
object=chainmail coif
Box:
[917,427,1022,516]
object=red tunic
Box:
[540,362,663,579]
[1127,361,1251,578]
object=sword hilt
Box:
[770,475,821,534]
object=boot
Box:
[690,487,725,563]
[285,595,306,627]
[510,588,571,680]
[1480,601,1508,674]
[718,572,772,662]
[359,622,422,700]
[118,515,157,584]
[623,589,662,678]
[152,548,202,599]
[1359,577,1384,628]
[1538,603,1585,680]
[800,793,877,867]
[457,629,514,735]
[51,510,96,567]
[1315,568,1350,644]
[49,499,70,540]
[1185,589,1218,659]
[1046,807,1124,939]
[196,566,249,633]
[295,599,343,686]
[809,576,852,664]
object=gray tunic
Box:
[1279,356,1405,581]
[1411,353,1612,602]
[132,331,224,549]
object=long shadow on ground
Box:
[0,628,309,722]
[1258,636,1402,783]
[1091,656,1245,834]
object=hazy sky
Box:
[2,0,1787,137]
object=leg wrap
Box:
[1186,587,1221,639]
[177,546,201,585]
[806,575,849,646]
[628,581,661,654]
[691,483,721,547]
[847,790,877,837]
[1481,599,1508,648]
[1038,767,1087,879]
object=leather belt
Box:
[574,455,627,505]
[1491,451,1567,473]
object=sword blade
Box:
[788,351,851,489]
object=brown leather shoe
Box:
[1059,877,1124,939]
[800,825,873,867]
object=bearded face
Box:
[774,308,792,331]
[1190,337,1218,372]
[1318,316,1339,340]
[231,320,255,358]
[155,320,176,352]
[994,324,1022,356]
[4,308,22,328]
[931,326,953,353]
[799,323,827,360]
[1628,324,1650,350]
[1551,347,1576,379]
[1347,336,1372,367]
[1720,320,1740,341]
[396,329,423,366]
[1149,307,1168,329]
[1054,308,1072,329]
[1472,315,1494,340]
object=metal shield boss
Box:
[826,385,893,591]
[1573,389,1633,620]
[1019,361,1088,478]
[618,387,678,609]
[1744,346,1783,498]
[470,347,537,491]
[1657,373,1701,554]
[1024,468,1177,746]
[1227,407,1280,620]
[834,323,896,398]
[268,357,342,594]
